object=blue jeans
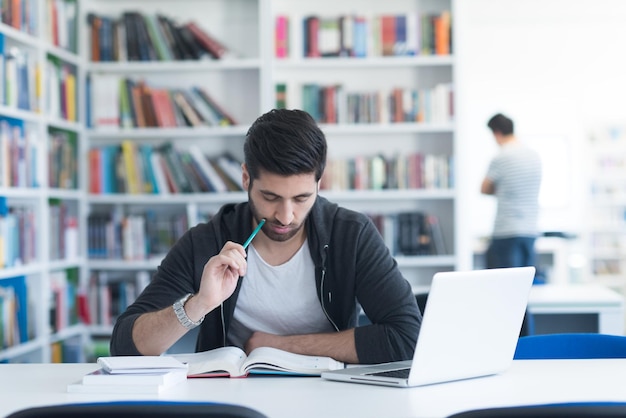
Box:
[486,236,536,269]
[486,236,537,336]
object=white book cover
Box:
[82,368,187,386]
[97,355,188,374]
[67,380,174,394]
[406,12,419,56]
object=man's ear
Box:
[242,163,250,189]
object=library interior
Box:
[1,0,626,417]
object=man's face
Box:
[243,166,318,243]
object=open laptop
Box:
[322,266,535,387]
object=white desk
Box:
[528,284,625,335]
[2,360,626,418]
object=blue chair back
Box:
[447,402,626,417]
[514,333,626,360]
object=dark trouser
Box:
[486,236,537,337]
[486,236,536,269]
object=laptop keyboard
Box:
[367,368,411,379]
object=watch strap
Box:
[173,293,204,330]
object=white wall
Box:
[455,0,626,244]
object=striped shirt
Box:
[486,141,542,238]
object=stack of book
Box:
[67,356,188,394]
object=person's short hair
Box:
[244,109,327,182]
[487,113,514,136]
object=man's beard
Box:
[248,194,305,243]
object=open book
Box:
[170,346,344,378]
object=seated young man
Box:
[110,109,421,365]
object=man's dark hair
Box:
[244,109,327,182]
[487,113,514,136]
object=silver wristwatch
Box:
[173,293,204,330]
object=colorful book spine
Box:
[0,275,29,347]
[0,117,40,189]
[275,15,289,58]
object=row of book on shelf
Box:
[1,0,37,36]
[2,195,209,271]
[89,140,454,196]
[86,208,447,265]
[49,267,82,333]
[0,209,447,352]
[0,271,79,350]
[1,38,77,118]
[51,337,83,363]
[87,11,230,62]
[321,153,453,191]
[370,211,447,256]
[0,268,85,345]
[89,142,243,195]
[1,0,78,52]
[87,270,151,327]
[0,197,36,269]
[46,0,79,53]
[49,199,79,261]
[0,267,144,351]
[0,197,79,269]
[275,11,451,58]
[0,35,78,122]
[88,76,237,130]
[292,82,454,125]
[0,116,39,189]
[46,55,78,122]
[48,127,77,189]
[0,117,78,190]
[0,269,113,360]
[0,35,36,112]
[88,209,189,261]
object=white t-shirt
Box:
[227,240,334,349]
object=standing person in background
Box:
[481,113,542,336]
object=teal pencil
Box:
[243,219,266,249]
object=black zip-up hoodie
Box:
[110,196,421,364]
